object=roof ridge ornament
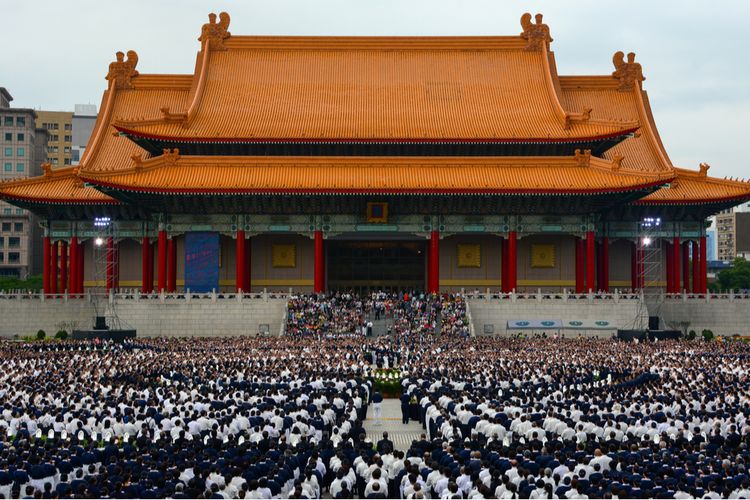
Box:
[520,13,553,51]
[72,167,84,188]
[611,154,624,171]
[131,154,144,170]
[199,12,231,51]
[699,163,710,177]
[612,51,645,92]
[106,50,139,90]
[160,107,188,123]
[162,148,180,166]
[564,107,592,130]
[574,149,591,167]
[41,162,52,177]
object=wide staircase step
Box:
[365,399,423,452]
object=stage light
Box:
[642,237,652,246]
[94,237,104,247]
[93,216,111,228]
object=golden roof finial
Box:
[612,51,645,92]
[520,12,552,51]
[574,149,591,167]
[699,163,710,176]
[199,12,231,50]
[106,50,139,89]
[162,148,181,166]
[611,154,625,171]
[41,162,52,176]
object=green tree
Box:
[716,258,750,291]
[0,274,43,292]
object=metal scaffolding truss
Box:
[91,218,123,330]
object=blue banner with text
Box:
[184,232,219,292]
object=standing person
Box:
[372,391,383,426]
[400,391,411,424]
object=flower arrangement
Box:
[372,368,403,398]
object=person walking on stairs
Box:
[372,390,383,425]
[400,391,411,424]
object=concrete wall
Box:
[469,295,648,337]
[649,296,750,336]
[0,295,287,338]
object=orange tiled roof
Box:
[80,75,191,173]
[638,166,750,205]
[0,167,116,205]
[112,36,637,142]
[79,153,672,195]
[559,76,672,173]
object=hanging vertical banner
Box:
[184,232,219,292]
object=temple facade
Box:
[1,12,749,295]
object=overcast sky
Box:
[2,0,748,178]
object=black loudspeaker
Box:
[94,316,108,330]
[648,316,660,330]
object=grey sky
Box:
[2,0,748,178]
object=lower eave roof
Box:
[0,168,118,206]
[635,167,750,206]
[77,155,672,196]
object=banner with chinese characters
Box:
[531,244,555,268]
[184,232,219,292]
[457,244,481,268]
[272,244,296,268]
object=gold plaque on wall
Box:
[531,244,555,268]
[457,244,481,268]
[366,202,388,223]
[272,244,296,268]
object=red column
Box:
[699,236,707,293]
[682,242,691,293]
[630,240,637,292]
[313,230,325,293]
[665,241,673,293]
[428,231,440,294]
[586,231,595,292]
[43,236,51,295]
[245,236,252,292]
[157,230,167,292]
[114,242,120,290]
[106,237,115,292]
[69,237,78,295]
[77,241,84,294]
[507,231,517,293]
[692,240,700,293]
[575,237,584,293]
[235,230,246,292]
[141,237,150,294]
[59,241,68,293]
[50,241,58,294]
[601,237,609,292]
[167,237,176,292]
[673,236,681,293]
[148,241,158,293]
[501,237,508,293]
[638,240,645,289]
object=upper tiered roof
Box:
[0,11,747,217]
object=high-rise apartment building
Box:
[0,87,47,278]
[716,209,750,262]
[71,104,97,165]
[36,110,73,167]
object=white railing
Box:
[0,289,293,303]
[465,288,643,304]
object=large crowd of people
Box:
[286,292,469,340]
[0,292,748,498]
